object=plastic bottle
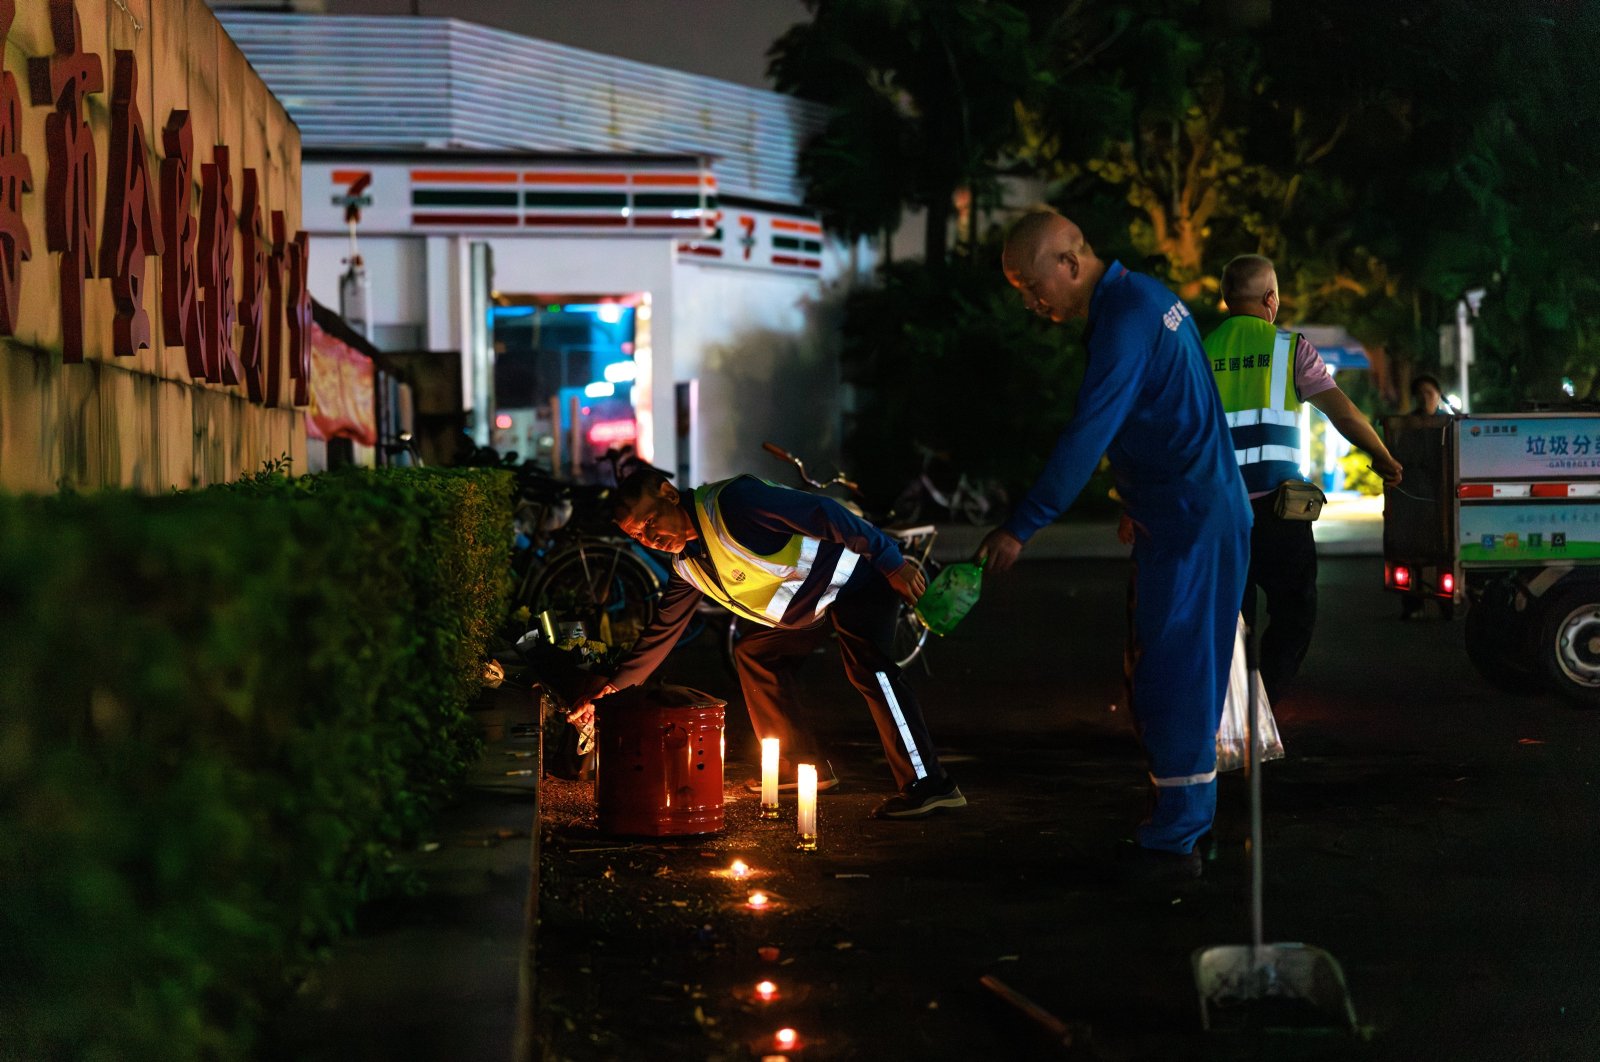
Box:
[915,558,985,635]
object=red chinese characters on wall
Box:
[286,228,312,407]
[26,0,102,364]
[99,50,161,358]
[4,0,314,412]
[266,210,288,408]
[159,110,203,379]
[236,169,266,403]
[0,0,32,337]
[198,145,239,385]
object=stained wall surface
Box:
[0,0,305,493]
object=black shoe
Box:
[870,775,966,819]
[742,760,840,795]
[1115,844,1203,886]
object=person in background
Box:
[571,469,965,820]
[1399,374,1452,619]
[1410,374,1448,419]
[1204,254,1404,694]
[977,209,1249,883]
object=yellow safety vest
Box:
[672,477,859,628]
[1204,315,1305,495]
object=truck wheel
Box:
[1538,585,1600,708]
[1464,592,1540,693]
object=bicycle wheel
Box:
[530,544,662,650]
[893,557,939,668]
[958,492,990,526]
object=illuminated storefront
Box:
[220,12,864,484]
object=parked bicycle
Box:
[508,450,673,650]
[719,442,941,674]
[892,443,1009,526]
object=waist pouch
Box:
[1273,479,1327,522]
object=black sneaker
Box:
[1115,843,1202,886]
[742,760,840,795]
[870,775,966,819]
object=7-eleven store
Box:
[221,11,852,485]
[299,152,843,483]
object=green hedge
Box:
[0,466,511,1062]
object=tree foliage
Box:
[773,0,1600,481]
[769,0,1040,262]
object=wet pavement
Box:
[269,548,1600,1061]
[535,554,1600,1061]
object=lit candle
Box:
[796,763,818,851]
[730,859,749,879]
[775,1028,799,1050]
[747,891,769,909]
[760,738,780,820]
[755,979,778,1002]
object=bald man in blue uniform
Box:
[979,211,1250,882]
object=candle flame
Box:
[755,980,778,1001]
[730,860,749,878]
[775,1027,799,1048]
[747,891,769,908]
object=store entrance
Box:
[489,293,648,479]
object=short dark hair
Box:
[1410,374,1441,396]
[1221,254,1275,309]
[612,468,672,521]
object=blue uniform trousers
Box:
[1125,511,1250,854]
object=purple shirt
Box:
[1243,332,1337,500]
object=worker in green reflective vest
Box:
[1205,254,1404,698]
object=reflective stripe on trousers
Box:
[876,670,929,781]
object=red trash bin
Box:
[595,684,725,837]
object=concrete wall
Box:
[671,259,847,486]
[0,0,304,494]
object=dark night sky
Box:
[324,0,813,90]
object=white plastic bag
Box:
[1216,614,1285,773]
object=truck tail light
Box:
[1439,571,1455,597]
[1390,564,1412,590]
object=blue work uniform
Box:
[1004,262,1251,854]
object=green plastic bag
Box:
[915,558,984,635]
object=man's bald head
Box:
[1001,210,1102,324]
[1221,254,1279,321]
[1003,211,1086,272]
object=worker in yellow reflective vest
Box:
[1206,254,1403,698]
[571,468,966,820]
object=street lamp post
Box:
[1454,298,1473,414]
[1442,288,1486,413]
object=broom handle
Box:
[1245,619,1264,955]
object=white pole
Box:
[1456,299,1473,414]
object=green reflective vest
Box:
[1204,315,1305,495]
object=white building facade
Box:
[220,13,863,483]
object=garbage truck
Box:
[1382,412,1600,707]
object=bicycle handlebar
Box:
[761,441,862,496]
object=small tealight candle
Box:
[775,1027,799,1049]
[730,859,750,879]
[760,738,780,819]
[755,979,778,1002]
[796,763,818,851]
[747,891,769,909]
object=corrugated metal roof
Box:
[217,13,827,204]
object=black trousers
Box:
[1241,494,1318,700]
[731,576,943,791]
